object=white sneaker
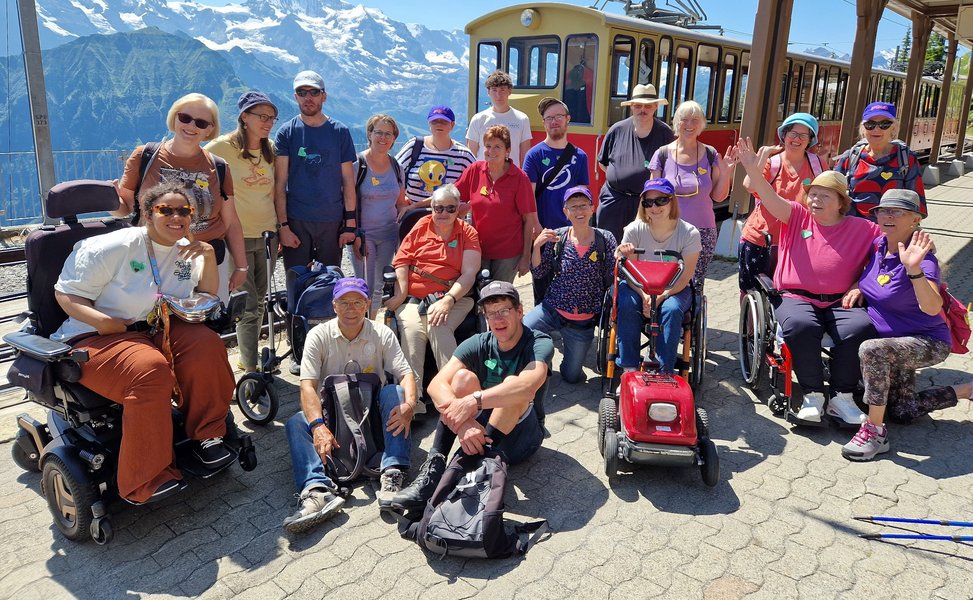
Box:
[827,392,866,425]
[796,392,826,422]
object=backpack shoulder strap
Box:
[329,376,371,481]
[205,150,229,201]
[391,155,404,187]
[593,228,613,287]
[355,152,368,191]
[844,140,868,179]
[552,226,571,277]
[807,151,824,176]
[893,140,911,178]
[656,145,669,171]
[768,153,783,184]
[406,136,425,174]
[705,145,717,169]
[131,141,162,224]
[535,144,577,200]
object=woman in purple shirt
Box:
[842,189,972,461]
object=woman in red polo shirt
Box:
[455,125,539,283]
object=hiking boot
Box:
[827,392,866,425]
[193,437,234,468]
[841,421,889,461]
[376,467,405,507]
[387,452,446,512]
[283,487,345,533]
[795,392,825,422]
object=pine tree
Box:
[924,32,947,77]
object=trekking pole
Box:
[855,516,973,541]
[855,516,973,528]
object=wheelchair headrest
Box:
[46,180,120,220]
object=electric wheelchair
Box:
[6,180,256,544]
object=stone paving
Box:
[1,171,973,599]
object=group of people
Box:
[48,65,969,531]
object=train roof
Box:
[466,2,949,84]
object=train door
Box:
[475,40,502,113]
[716,52,738,126]
[607,34,636,127]
[657,37,673,120]
[563,34,598,125]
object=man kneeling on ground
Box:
[383,280,553,511]
[283,277,418,533]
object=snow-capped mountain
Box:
[29,0,471,140]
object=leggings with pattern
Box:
[694,227,718,290]
[859,335,955,422]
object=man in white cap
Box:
[274,70,357,271]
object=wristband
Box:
[307,418,325,434]
[907,272,925,280]
[235,266,249,272]
[445,292,455,302]
[343,210,357,220]
[278,221,289,228]
[339,226,356,235]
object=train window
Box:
[931,86,941,118]
[563,34,598,125]
[694,44,720,120]
[834,71,848,120]
[736,52,749,122]
[777,62,790,121]
[718,52,737,123]
[476,41,502,111]
[609,35,636,127]
[824,70,837,121]
[789,63,803,115]
[658,38,672,119]
[813,67,828,118]
[507,36,560,88]
[675,45,693,104]
[800,64,815,113]
[637,38,656,86]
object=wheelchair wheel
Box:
[42,455,97,542]
[603,428,619,477]
[235,373,279,426]
[689,294,708,393]
[12,429,41,473]
[738,290,766,390]
[699,438,719,488]
[597,397,618,455]
[695,406,710,438]
[594,288,613,376]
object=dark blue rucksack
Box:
[286,264,343,363]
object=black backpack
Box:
[532,227,612,305]
[131,141,228,225]
[405,449,548,559]
[319,373,385,482]
[286,264,344,363]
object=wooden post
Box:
[899,12,932,145]
[953,66,973,160]
[930,34,957,162]
[838,0,889,152]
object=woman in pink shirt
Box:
[737,139,880,425]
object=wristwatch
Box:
[473,390,483,411]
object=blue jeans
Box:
[285,384,412,492]
[616,282,692,373]
[522,301,595,384]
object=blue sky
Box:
[199,0,926,56]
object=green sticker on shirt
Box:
[447,239,458,248]
[802,178,811,185]
[801,230,813,239]
[130,260,145,272]
[484,359,498,370]
[644,160,651,170]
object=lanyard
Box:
[142,229,167,298]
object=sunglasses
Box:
[153,204,194,217]
[175,112,213,129]
[432,204,458,214]
[863,120,894,131]
[246,111,278,123]
[641,195,673,208]
[295,89,323,98]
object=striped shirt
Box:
[394,137,475,203]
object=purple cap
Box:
[641,177,675,196]
[862,102,896,121]
[333,277,369,300]
[562,185,593,206]
[427,106,455,123]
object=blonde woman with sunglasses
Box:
[649,100,736,290]
[833,102,926,220]
[115,93,248,304]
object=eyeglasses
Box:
[152,204,194,217]
[564,203,592,212]
[785,130,811,141]
[295,89,323,98]
[641,195,673,208]
[863,120,894,131]
[334,299,368,310]
[874,207,913,218]
[484,307,514,321]
[542,113,568,123]
[432,204,458,214]
[176,112,213,129]
[370,130,396,138]
[246,112,278,123]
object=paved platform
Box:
[1,170,972,599]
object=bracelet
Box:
[235,266,249,272]
[907,272,925,280]
[445,292,455,302]
[278,221,289,228]
[307,418,325,434]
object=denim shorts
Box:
[476,404,543,465]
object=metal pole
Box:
[17,0,57,225]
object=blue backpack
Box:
[286,264,343,363]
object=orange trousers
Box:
[74,319,233,503]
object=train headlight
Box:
[520,9,540,29]
[648,403,678,423]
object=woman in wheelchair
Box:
[615,178,699,374]
[737,139,882,424]
[51,182,236,505]
[842,190,972,460]
[385,184,482,399]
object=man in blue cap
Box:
[282,277,418,533]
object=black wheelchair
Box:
[5,180,256,544]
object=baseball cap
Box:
[333,277,369,300]
[237,91,277,115]
[862,102,896,121]
[562,185,593,206]
[641,178,675,197]
[477,280,520,305]
[427,106,455,123]
[293,70,325,91]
